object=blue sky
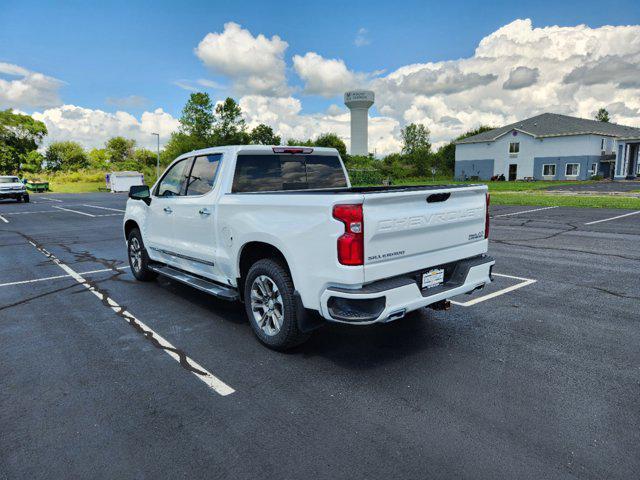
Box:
[2,0,638,116]
[1,0,639,152]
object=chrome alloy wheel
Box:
[250,275,284,336]
[129,237,142,273]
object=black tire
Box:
[244,258,310,350]
[127,228,157,282]
[16,196,22,203]
[23,194,29,203]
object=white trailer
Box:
[107,171,144,193]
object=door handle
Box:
[198,208,211,216]
[163,207,173,214]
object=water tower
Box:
[344,90,374,156]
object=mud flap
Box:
[294,290,326,333]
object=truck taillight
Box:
[485,193,490,239]
[333,204,364,266]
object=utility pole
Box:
[151,133,160,180]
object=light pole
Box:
[151,133,160,180]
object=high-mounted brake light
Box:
[485,192,490,239]
[272,147,314,154]
[333,204,364,266]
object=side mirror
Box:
[129,185,151,205]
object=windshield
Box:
[0,177,20,183]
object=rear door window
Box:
[186,154,222,196]
[232,154,347,192]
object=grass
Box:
[491,192,640,209]
[41,180,106,194]
[24,169,159,194]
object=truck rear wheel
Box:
[244,258,310,350]
[127,228,157,282]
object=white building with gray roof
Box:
[455,113,640,181]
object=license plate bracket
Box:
[422,268,444,289]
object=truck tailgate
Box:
[362,186,488,283]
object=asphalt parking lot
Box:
[1,193,639,479]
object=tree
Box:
[595,108,610,123]
[44,141,88,171]
[401,123,431,155]
[0,109,47,173]
[249,124,281,145]
[162,131,208,165]
[21,150,44,175]
[133,148,157,168]
[314,133,348,159]
[180,92,215,140]
[212,97,249,145]
[286,133,347,159]
[87,148,110,170]
[435,125,495,174]
[105,136,136,164]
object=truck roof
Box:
[174,145,340,162]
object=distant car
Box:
[0,176,29,202]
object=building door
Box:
[627,144,638,178]
[508,164,517,181]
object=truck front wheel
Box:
[244,258,310,350]
[127,228,157,282]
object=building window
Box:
[565,163,580,177]
[601,138,605,151]
[542,164,556,176]
[509,142,519,155]
[590,163,598,176]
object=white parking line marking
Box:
[82,204,126,212]
[450,273,536,307]
[39,197,63,202]
[52,205,96,217]
[3,210,59,215]
[0,214,8,223]
[584,210,640,225]
[0,266,130,288]
[27,240,235,396]
[492,206,558,218]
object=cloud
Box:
[368,19,640,146]
[503,66,539,90]
[0,62,64,109]
[379,63,497,96]
[173,78,225,92]
[292,52,370,97]
[239,94,400,155]
[105,95,149,109]
[563,55,640,89]
[194,22,289,96]
[14,19,640,157]
[32,105,179,149]
[354,28,370,47]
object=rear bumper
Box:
[319,255,494,324]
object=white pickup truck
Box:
[0,176,29,202]
[124,145,493,349]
